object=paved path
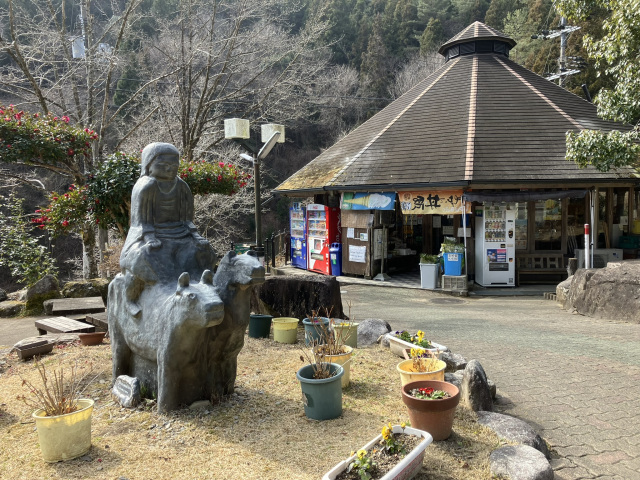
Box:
[340,284,640,480]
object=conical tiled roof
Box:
[276,22,634,195]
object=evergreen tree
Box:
[420,18,444,54]
[360,15,394,98]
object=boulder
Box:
[0,300,24,317]
[563,262,640,323]
[477,411,549,458]
[112,375,141,408]
[24,275,61,314]
[490,445,553,480]
[555,276,572,304]
[444,371,463,389]
[253,274,344,320]
[358,319,391,346]
[0,288,7,302]
[62,278,110,303]
[441,351,467,372]
[461,359,493,411]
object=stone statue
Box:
[119,142,216,317]
[108,142,265,412]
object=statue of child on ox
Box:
[107,142,265,412]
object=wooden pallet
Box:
[85,311,108,331]
[35,316,95,335]
[44,297,106,316]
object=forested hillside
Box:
[0,0,622,289]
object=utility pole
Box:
[532,17,582,87]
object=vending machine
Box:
[306,203,341,275]
[474,204,516,286]
[290,206,307,269]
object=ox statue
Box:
[108,270,224,412]
[207,250,265,398]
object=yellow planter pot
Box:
[397,359,446,386]
[333,323,358,348]
[272,317,299,344]
[313,345,354,388]
[32,398,94,462]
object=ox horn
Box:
[178,272,190,288]
[201,269,213,285]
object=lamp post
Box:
[224,119,285,258]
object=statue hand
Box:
[143,234,162,250]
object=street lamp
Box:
[224,119,285,258]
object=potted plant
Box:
[386,330,446,358]
[296,350,344,420]
[419,253,440,290]
[401,380,460,441]
[323,422,433,480]
[302,310,330,346]
[311,312,355,388]
[332,320,359,348]
[18,359,96,462]
[440,238,465,276]
[397,348,446,386]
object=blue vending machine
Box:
[290,205,307,269]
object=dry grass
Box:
[0,331,504,480]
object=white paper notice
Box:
[349,245,367,263]
[347,228,355,239]
[360,232,368,241]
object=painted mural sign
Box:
[341,192,396,210]
[400,190,471,215]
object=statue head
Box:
[140,143,180,177]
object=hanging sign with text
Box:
[399,190,470,215]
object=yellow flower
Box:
[400,422,406,429]
[416,330,425,342]
[381,425,391,440]
[357,449,367,460]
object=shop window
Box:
[515,202,527,251]
[613,188,629,232]
[597,190,608,248]
[535,199,561,251]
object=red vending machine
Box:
[306,203,341,275]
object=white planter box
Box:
[323,425,433,480]
[386,334,447,358]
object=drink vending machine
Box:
[306,203,341,275]
[290,206,307,269]
[474,204,516,286]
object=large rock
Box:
[0,301,24,317]
[490,445,553,480]
[477,411,549,458]
[253,274,344,320]
[563,262,640,323]
[461,359,493,412]
[62,278,110,303]
[555,276,572,304]
[0,288,7,302]
[24,275,61,314]
[441,351,467,372]
[358,318,391,346]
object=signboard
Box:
[341,192,396,210]
[399,190,471,215]
[349,245,367,263]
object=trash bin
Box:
[329,243,342,276]
[443,253,463,276]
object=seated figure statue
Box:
[119,142,216,316]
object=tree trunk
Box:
[82,227,99,279]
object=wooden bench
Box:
[85,312,108,331]
[35,316,96,336]
[43,297,106,316]
[516,254,567,285]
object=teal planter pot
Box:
[248,314,273,339]
[302,317,330,346]
[296,363,344,420]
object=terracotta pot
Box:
[401,380,460,441]
[78,331,106,346]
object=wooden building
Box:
[275,22,639,283]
